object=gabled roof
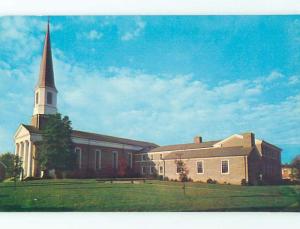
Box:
[22,124,41,134]
[72,130,158,149]
[37,20,56,90]
[150,140,219,153]
[162,146,253,160]
[18,124,157,149]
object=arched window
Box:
[75,147,82,169]
[112,151,118,169]
[47,92,52,105]
[95,150,101,170]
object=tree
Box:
[12,155,23,188]
[291,155,300,179]
[175,158,189,195]
[0,152,14,178]
[37,113,76,177]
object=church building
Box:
[14,22,282,185]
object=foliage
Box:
[37,113,76,174]
[175,159,189,182]
[12,155,23,186]
[0,152,15,178]
[241,179,248,186]
[292,155,300,178]
[175,159,190,195]
[207,178,218,184]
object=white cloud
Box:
[0,17,62,62]
[265,71,285,82]
[47,58,300,146]
[121,17,146,41]
[85,30,103,40]
[288,75,300,85]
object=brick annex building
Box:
[14,22,282,185]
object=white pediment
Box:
[14,125,30,140]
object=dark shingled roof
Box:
[150,140,220,152]
[37,21,56,90]
[22,124,41,134]
[22,124,157,149]
[162,146,253,160]
[72,130,158,149]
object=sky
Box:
[0,16,299,163]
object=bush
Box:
[187,177,193,182]
[241,179,248,186]
[207,178,217,184]
[158,175,163,181]
[163,177,169,181]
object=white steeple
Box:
[33,19,58,116]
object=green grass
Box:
[0,179,299,212]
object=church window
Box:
[35,92,39,104]
[47,92,52,104]
[159,166,163,174]
[141,166,145,175]
[197,161,204,174]
[142,154,147,161]
[95,150,101,170]
[75,147,82,169]
[150,166,155,175]
[221,160,229,174]
[112,151,118,169]
[128,153,133,168]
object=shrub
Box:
[241,179,248,186]
[207,178,217,184]
[163,177,169,181]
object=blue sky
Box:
[0,16,299,163]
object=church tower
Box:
[31,20,58,129]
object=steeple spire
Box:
[37,17,56,90]
[32,17,58,121]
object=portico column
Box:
[24,141,29,177]
[15,143,19,157]
[20,142,25,179]
[27,141,32,177]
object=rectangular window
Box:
[75,147,82,169]
[177,164,183,174]
[142,154,147,161]
[150,154,153,160]
[128,153,132,168]
[47,92,52,105]
[35,92,39,104]
[197,161,204,174]
[159,166,163,174]
[112,151,118,169]
[221,160,229,174]
[95,150,101,170]
[150,166,154,174]
[141,166,145,175]
[160,154,163,160]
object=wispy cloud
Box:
[288,75,300,85]
[120,17,146,41]
[84,30,103,40]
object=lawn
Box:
[0,179,299,212]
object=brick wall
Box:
[135,155,248,185]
